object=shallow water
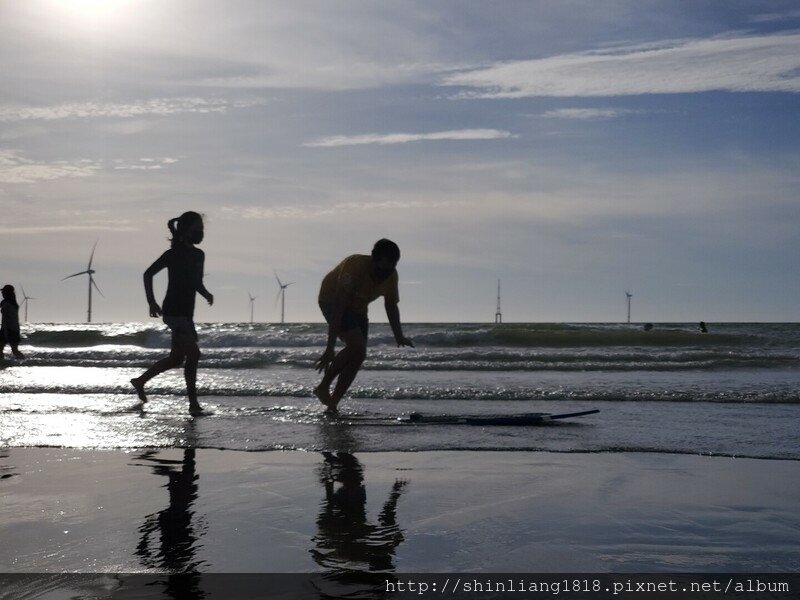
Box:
[2,322,799,458]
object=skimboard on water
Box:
[401,409,599,426]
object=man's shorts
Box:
[163,316,198,342]
[318,302,369,339]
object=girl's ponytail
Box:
[168,213,202,248]
[168,217,180,248]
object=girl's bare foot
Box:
[130,378,148,403]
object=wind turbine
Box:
[248,291,257,324]
[494,279,502,324]
[625,291,632,324]
[20,286,36,323]
[274,271,294,324]
[62,240,104,323]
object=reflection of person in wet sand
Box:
[314,239,414,412]
[311,452,407,573]
[134,448,205,599]
[131,212,214,415]
[135,449,205,573]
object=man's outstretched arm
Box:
[385,301,414,347]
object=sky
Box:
[1,0,799,323]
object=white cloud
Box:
[194,62,458,91]
[221,199,465,220]
[443,33,800,97]
[748,9,800,23]
[305,129,515,147]
[0,150,100,183]
[0,151,180,182]
[541,108,636,120]
[113,157,180,170]
[0,222,137,234]
[0,97,266,122]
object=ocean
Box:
[1,322,799,459]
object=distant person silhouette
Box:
[643,323,654,332]
[0,285,24,359]
[699,321,708,333]
[314,239,414,412]
[131,212,214,415]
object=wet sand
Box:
[1,448,799,577]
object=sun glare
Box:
[49,0,134,25]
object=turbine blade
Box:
[87,239,99,270]
[274,270,283,287]
[90,276,105,298]
[62,271,89,281]
[285,282,295,287]
[274,289,282,307]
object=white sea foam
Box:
[2,322,799,457]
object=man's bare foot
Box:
[11,349,24,359]
[324,401,339,413]
[189,403,204,416]
[324,395,342,413]
[314,384,336,410]
[130,378,148,403]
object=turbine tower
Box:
[495,279,502,324]
[20,286,36,323]
[625,291,632,324]
[274,271,294,324]
[62,240,104,323]
[248,291,257,324]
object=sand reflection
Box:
[311,451,407,596]
[132,447,207,599]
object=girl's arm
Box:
[196,252,214,306]
[143,253,168,316]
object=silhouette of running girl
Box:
[131,212,214,415]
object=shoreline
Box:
[4,444,800,462]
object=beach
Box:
[2,322,800,598]
[2,448,799,575]
[6,0,800,596]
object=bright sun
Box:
[50,0,133,23]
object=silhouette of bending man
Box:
[314,239,413,412]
